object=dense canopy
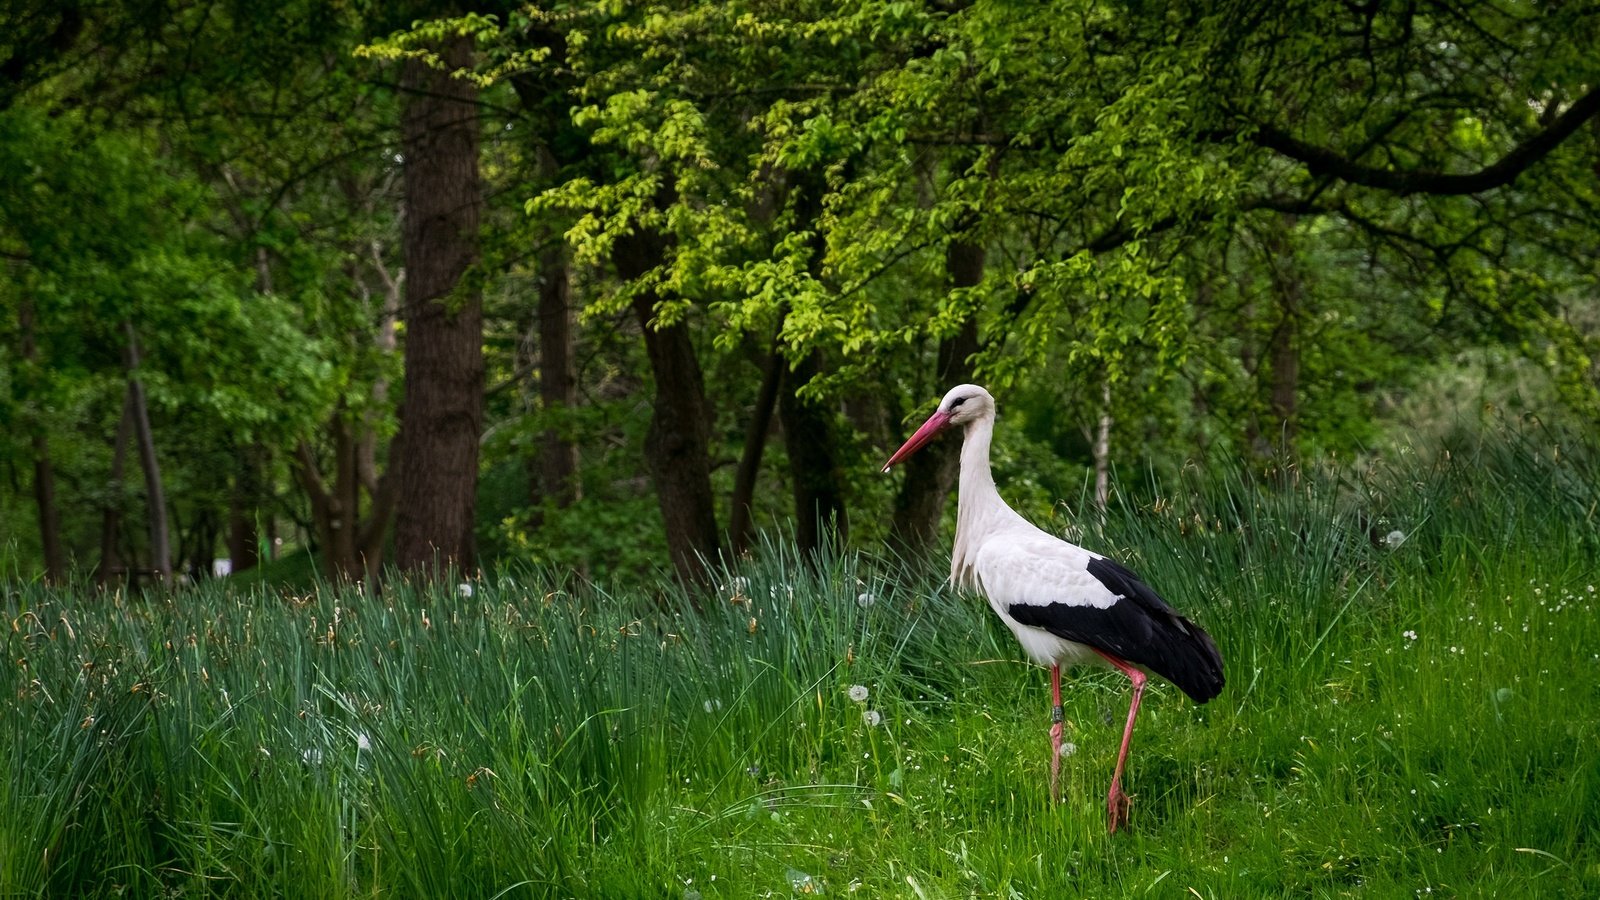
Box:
[2,0,1596,584]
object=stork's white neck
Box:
[951,412,1022,588]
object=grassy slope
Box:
[2,436,1598,898]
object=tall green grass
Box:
[3,430,1598,896]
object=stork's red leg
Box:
[1093,650,1147,833]
[1048,663,1064,802]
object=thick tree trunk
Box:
[18,299,64,582]
[123,321,170,581]
[534,244,580,512]
[392,33,485,576]
[779,350,848,554]
[613,226,723,582]
[729,342,784,556]
[889,237,983,556]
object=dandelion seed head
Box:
[847,684,869,702]
[863,709,883,727]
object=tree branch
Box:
[1249,86,1600,195]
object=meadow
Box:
[4,433,1599,898]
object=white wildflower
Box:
[1403,630,1418,642]
[458,583,474,598]
[847,684,869,702]
[863,710,883,727]
[1384,530,1407,549]
[856,591,876,608]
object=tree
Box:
[391,29,487,575]
[613,217,725,580]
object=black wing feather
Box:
[1006,557,1225,703]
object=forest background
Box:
[1,0,1597,586]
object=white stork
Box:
[884,384,1223,832]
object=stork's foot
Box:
[1106,783,1133,833]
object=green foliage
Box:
[531,0,1598,407]
[4,0,1600,591]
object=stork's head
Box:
[882,384,994,471]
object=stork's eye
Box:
[950,397,968,410]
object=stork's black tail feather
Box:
[1086,557,1224,703]
[1152,611,1225,703]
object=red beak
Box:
[882,410,952,472]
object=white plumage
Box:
[973,537,1122,667]
[885,384,1223,832]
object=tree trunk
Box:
[775,178,852,557]
[889,237,983,555]
[291,240,401,583]
[227,446,262,573]
[30,433,64,582]
[18,298,64,582]
[177,508,221,580]
[613,225,722,582]
[779,350,848,554]
[1093,378,1113,517]
[97,392,134,586]
[392,32,485,576]
[730,341,784,556]
[294,410,396,583]
[123,321,170,582]
[295,430,355,579]
[1248,219,1302,459]
[534,243,580,512]
[1266,313,1300,449]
